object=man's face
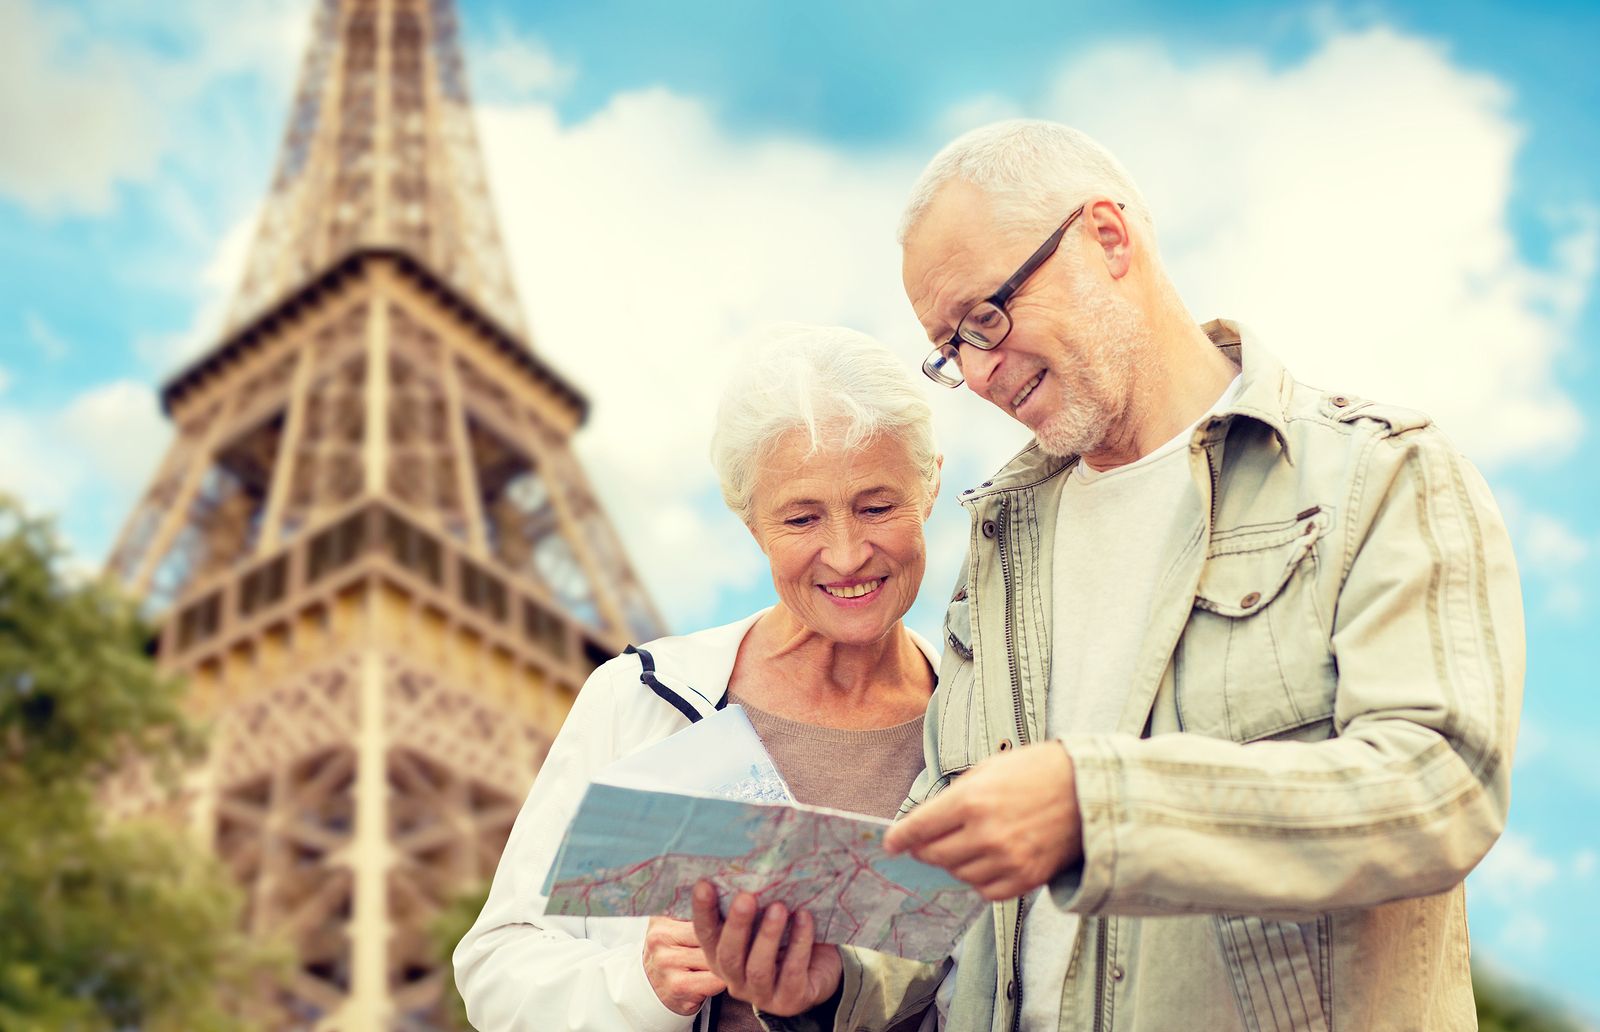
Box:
[902,182,1146,457]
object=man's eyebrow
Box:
[923,294,982,342]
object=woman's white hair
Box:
[711,325,939,525]
[898,119,1156,246]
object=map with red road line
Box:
[542,783,984,962]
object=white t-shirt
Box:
[1019,376,1241,1031]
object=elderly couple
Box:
[455,120,1524,1032]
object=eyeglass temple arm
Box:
[990,201,1126,305]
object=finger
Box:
[912,829,993,873]
[654,945,716,971]
[949,852,1009,888]
[743,903,788,999]
[776,908,816,1002]
[654,917,704,947]
[884,792,966,855]
[975,875,1029,902]
[672,970,728,998]
[690,881,723,957]
[715,892,760,985]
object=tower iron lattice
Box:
[107,1,665,1026]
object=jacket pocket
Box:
[1215,914,1330,1032]
[934,589,981,775]
[1175,510,1336,743]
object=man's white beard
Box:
[1032,288,1150,458]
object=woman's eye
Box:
[784,515,816,527]
[862,505,893,517]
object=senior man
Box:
[693,119,1524,1032]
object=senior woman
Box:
[453,325,943,1032]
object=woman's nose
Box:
[821,521,871,573]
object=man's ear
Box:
[1087,198,1132,280]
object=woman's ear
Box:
[924,455,944,517]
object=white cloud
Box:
[476,89,1013,629]
[1496,911,1550,955]
[0,380,169,574]
[24,312,69,360]
[469,23,575,103]
[0,0,309,216]
[0,407,81,514]
[1575,851,1597,879]
[58,381,170,494]
[134,208,259,373]
[1544,582,1585,620]
[0,1,164,214]
[471,25,1592,630]
[1471,830,1560,905]
[1523,513,1591,571]
[1041,27,1593,467]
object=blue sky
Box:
[1,0,1596,1018]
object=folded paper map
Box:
[594,705,793,803]
[541,782,983,963]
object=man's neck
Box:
[1081,311,1237,472]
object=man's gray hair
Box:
[711,325,939,525]
[898,119,1155,245]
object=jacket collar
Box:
[968,316,1293,500]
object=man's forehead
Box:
[902,185,1017,330]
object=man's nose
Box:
[960,343,1004,399]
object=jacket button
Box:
[981,480,993,488]
[1240,591,1261,608]
[997,738,1012,752]
[1111,965,1126,982]
[1005,979,1015,1000]
[1330,395,1350,408]
[982,520,997,539]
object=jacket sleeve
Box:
[1051,425,1525,920]
[452,660,692,1032]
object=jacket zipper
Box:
[994,498,1029,752]
[1093,917,1109,1031]
[1205,445,1220,529]
[995,499,1030,1032]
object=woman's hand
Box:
[691,881,842,1017]
[643,916,728,1015]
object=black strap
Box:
[625,644,726,723]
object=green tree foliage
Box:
[1476,962,1592,1032]
[430,882,490,1031]
[0,497,277,1031]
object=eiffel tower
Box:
[106,1,666,1026]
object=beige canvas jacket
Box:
[768,319,1524,1032]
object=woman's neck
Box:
[728,606,933,728]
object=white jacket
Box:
[453,610,939,1032]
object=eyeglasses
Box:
[921,202,1124,387]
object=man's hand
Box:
[642,916,727,1016]
[690,881,842,1017]
[883,740,1083,901]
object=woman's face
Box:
[747,429,935,647]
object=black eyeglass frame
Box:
[921,201,1126,387]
